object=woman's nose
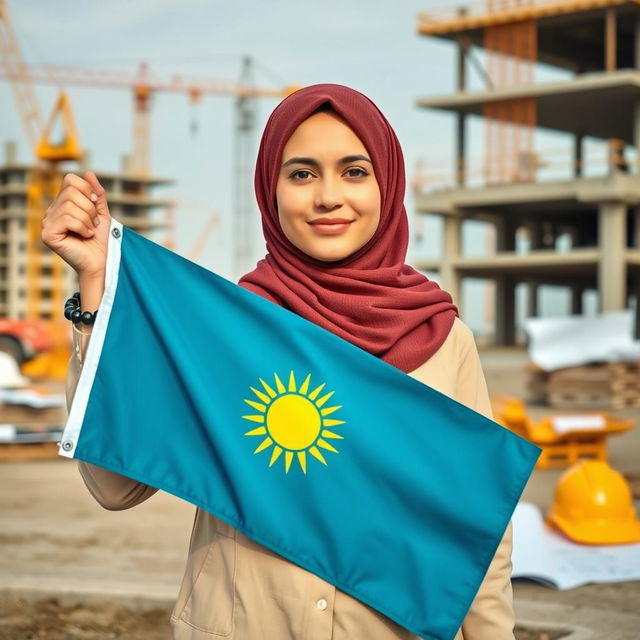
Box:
[314,177,343,211]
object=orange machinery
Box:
[492,394,634,469]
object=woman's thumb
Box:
[84,171,110,217]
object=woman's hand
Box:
[41,171,111,278]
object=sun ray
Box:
[284,451,294,473]
[299,373,311,395]
[321,430,344,440]
[321,405,341,416]
[244,399,267,412]
[254,437,273,454]
[274,372,286,394]
[308,446,327,465]
[259,378,277,398]
[269,446,283,467]
[308,383,325,401]
[250,386,271,404]
[288,371,297,392]
[245,426,267,436]
[315,391,334,408]
[317,439,339,453]
[242,415,265,423]
[297,451,307,474]
[322,418,345,427]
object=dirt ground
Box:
[0,597,569,640]
[0,346,639,639]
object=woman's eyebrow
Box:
[281,154,372,169]
[281,157,319,169]
[339,154,372,165]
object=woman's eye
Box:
[345,167,368,178]
[291,170,313,180]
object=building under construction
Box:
[414,0,640,345]
[0,141,171,321]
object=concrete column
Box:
[571,286,584,315]
[526,220,544,250]
[635,275,640,339]
[495,216,517,252]
[456,114,466,187]
[455,38,468,188]
[634,16,640,174]
[526,280,538,317]
[634,100,640,175]
[605,9,617,72]
[457,37,468,91]
[635,15,640,68]
[574,134,583,177]
[495,275,517,346]
[441,215,462,308]
[598,202,627,311]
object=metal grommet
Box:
[61,440,74,452]
[112,227,121,238]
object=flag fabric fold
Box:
[61,218,539,640]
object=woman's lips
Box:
[309,218,354,236]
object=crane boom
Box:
[0,0,43,151]
[0,60,291,98]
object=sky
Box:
[1,0,579,335]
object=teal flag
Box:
[61,219,539,640]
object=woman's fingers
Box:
[62,187,100,226]
[83,171,110,218]
[61,172,94,200]
[44,202,96,240]
[57,211,95,239]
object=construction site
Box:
[1,0,640,638]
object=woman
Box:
[43,84,514,639]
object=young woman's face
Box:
[275,111,381,262]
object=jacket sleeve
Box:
[66,323,158,511]
[454,322,515,640]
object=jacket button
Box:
[316,599,328,611]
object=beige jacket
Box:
[66,316,514,640]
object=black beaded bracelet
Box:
[64,291,98,325]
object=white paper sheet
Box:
[512,502,640,590]
[0,388,65,408]
[550,415,606,435]
[524,310,640,371]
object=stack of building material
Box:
[0,354,66,461]
[0,424,63,461]
[546,363,640,411]
[524,311,640,410]
[609,361,640,409]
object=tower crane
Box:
[1,0,299,302]
[4,59,295,177]
[0,0,83,325]
[1,56,298,275]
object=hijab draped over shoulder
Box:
[239,83,458,373]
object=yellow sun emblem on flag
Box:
[242,371,345,474]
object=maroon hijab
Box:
[239,83,458,373]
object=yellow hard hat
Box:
[546,460,640,545]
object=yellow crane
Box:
[1,0,298,379]
[1,0,83,378]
